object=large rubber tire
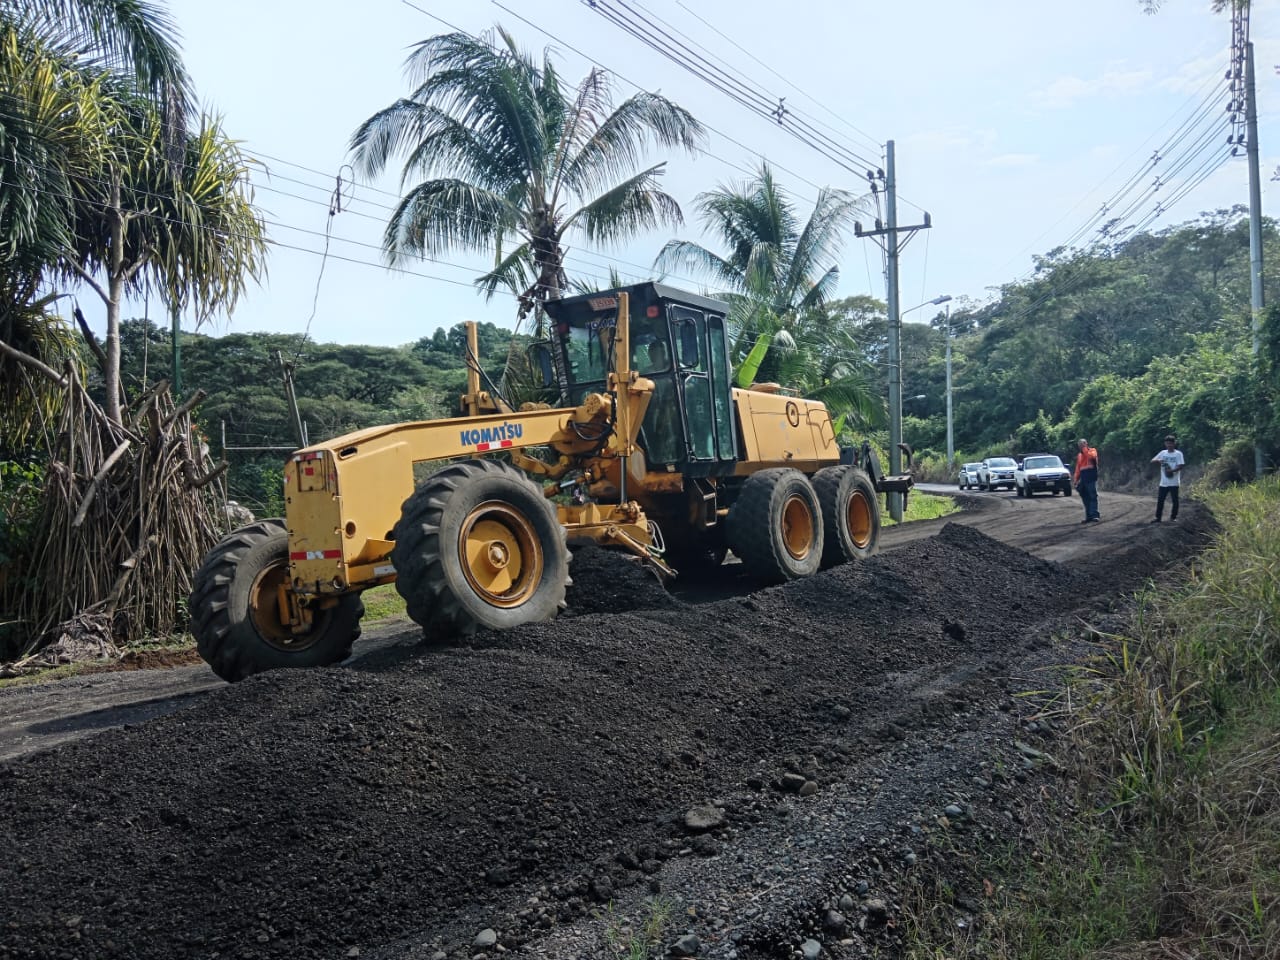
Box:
[812,465,880,568]
[391,459,568,639]
[726,468,823,583]
[189,519,364,682]
[1063,484,1073,497]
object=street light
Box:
[887,295,951,520]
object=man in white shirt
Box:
[1150,434,1185,523]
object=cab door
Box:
[668,304,737,473]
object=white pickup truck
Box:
[1015,454,1073,497]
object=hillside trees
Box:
[921,208,1278,469]
[115,320,520,513]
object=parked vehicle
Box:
[979,457,1017,491]
[1015,454,1073,497]
[958,462,983,490]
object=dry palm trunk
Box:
[1,343,227,654]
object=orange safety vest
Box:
[1074,446,1098,482]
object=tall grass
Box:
[902,478,1280,959]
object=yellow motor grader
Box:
[189,282,912,681]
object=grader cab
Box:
[189,282,912,681]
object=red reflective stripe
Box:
[289,550,342,561]
[475,440,514,452]
[303,467,315,476]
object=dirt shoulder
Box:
[0,488,1210,960]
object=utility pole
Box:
[944,303,954,469]
[277,352,307,448]
[854,139,932,520]
[1245,40,1266,476]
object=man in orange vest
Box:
[1074,438,1100,523]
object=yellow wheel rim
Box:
[458,501,542,609]
[847,488,874,550]
[781,493,815,561]
[249,560,310,650]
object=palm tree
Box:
[0,1,198,427]
[350,26,706,331]
[655,163,883,428]
[64,99,268,422]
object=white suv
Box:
[958,462,983,490]
[980,457,1017,491]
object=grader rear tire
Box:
[812,465,880,568]
[726,468,823,583]
[189,519,364,682]
[391,459,568,639]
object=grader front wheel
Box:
[189,519,364,682]
[391,460,569,639]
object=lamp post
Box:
[892,295,951,518]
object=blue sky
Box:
[118,0,1280,348]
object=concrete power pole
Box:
[884,142,903,519]
[944,304,954,469]
[1245,40,1266,476]
[854,140,932,520]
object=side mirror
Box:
[527,342,556,389]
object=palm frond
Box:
[11,0,191,111]
[475,240,535,302]
[384,179,515,263]
[563,164,683,245]
[559,89,705,201]
[653,239,742,292]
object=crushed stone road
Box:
[0,488,1212,959]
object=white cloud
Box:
[1158,53,1227,95]
[1033,68,1153,109]
[987,153,1039,168]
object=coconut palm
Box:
[349,26,706,330]
[655,163,883,428]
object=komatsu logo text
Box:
[461,422,524,447]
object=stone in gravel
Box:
[855,880,870,896]
[588,876,613,902]
[838,894,855,912]
[865,899,888,922]
[669,932,700,956]
[683,805,725,832]
[801,938,823,959]
[798,780,818,797]
[780,773,807,793]
[473,928,498,949]
[822,909,846,933]
[944,803,964,819]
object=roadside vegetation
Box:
[901,477,1280,959]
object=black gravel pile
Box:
[562,543,677,615]
[0,522,1204,960]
